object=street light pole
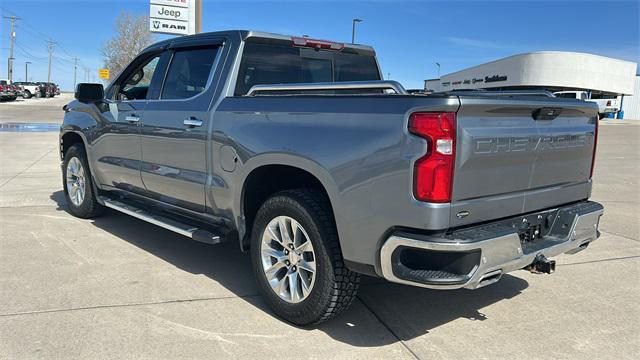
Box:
[436,62,441,78]
[351,18,362,44]
[25,61,31,82]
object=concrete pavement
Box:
[0,100,638,359]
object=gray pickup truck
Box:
[60,30,603,325]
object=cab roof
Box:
[144,30,376,56]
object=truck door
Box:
[91,53,163,194]
[139,44,222,213]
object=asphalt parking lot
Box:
[1,94,638,359]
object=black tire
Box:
[23,90,31,99]
[62,144,104,218]
[250,189,360,325]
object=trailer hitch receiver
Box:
[525,254,556,274]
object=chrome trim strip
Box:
[247,80,408,96]
[380,206,603,290]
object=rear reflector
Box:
[409,112,457,203]
[291,37,344,51]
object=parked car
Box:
[46,82,58,97]
[554,90,620,118]
[34,82,51,98]
[13,84,24,98]
[54,83,61,95]
[0,79,18,101]
[13,81,41,99]
[60,30,603,325]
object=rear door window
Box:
[160,47,219,100]
[235,42,380,95]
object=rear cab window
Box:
[235,39,381,96]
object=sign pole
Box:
[196,0,202,34]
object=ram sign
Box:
[149,0,196,36]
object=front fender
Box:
[60,100,102,165]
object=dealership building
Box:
[424,51,639,119]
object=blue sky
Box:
[1,0,638,91]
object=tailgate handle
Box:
[532,107,562,120]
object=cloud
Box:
[445,36,506,50]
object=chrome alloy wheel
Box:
[260,216,317,303]
[66,157,86,206]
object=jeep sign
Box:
[149,0,196,35]
[150,4,189,22]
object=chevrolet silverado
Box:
[60,30,603,325]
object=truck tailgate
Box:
[451,96,598,227]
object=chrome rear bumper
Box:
[380,201,604,290]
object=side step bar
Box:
[101,197,223,245]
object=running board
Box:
[101,197,223,245]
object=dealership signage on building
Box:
[149,0,196,36]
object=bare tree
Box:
[100,12,155,81]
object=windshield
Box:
[235,41,380,95]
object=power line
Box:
[2,5,91,82]
[14,42,47,61]
[1,6,49,42]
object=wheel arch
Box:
[60,131,86,159]
[237,155,342,251]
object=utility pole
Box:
[351,18,362,44]
[73,58,79,89]
[46,40,56,84]
[25,61,31,82]
[4,16,20,82]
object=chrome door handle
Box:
[125,115,140,123]
[183,118,203,127]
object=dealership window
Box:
[161,47,219,100]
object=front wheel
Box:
[250,189,360,325]
[62,144,104,218]
[23,90,31,99]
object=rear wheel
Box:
[250,189,360,325]
[23,90,31,99]
[62,144,104,218]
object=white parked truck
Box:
[554,91,620,117]
[13,81,42,99]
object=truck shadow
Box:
[50,190,529,347]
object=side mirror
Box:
[75,83,104,103]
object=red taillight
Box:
[291,37,344,51]
[590,117,598,179]
[606,100,611,106]
[409,112,457,203]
